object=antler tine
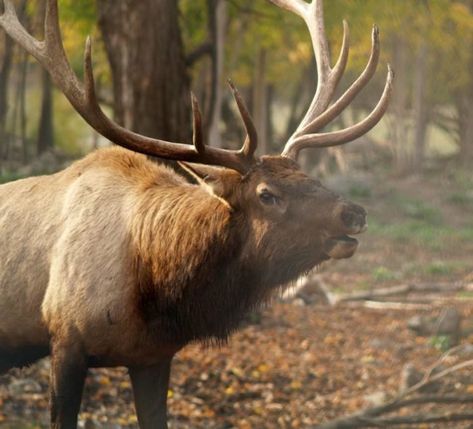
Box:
[282,65,394,159]
[296,25,380,136]
[44,0,61,50]
[190,93,205,154]
[0,0,258,174]
[227,80,258,159]
[269,0,394,161]
[84,36,97,104]
[0,0,43,59]
[271,0,350,137]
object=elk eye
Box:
[259,190,279,205]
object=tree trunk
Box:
[457,88,473,161]
[252,48,268,155]
[284,58,316,142]
[36,69,54,154]
[389,34,410,172]
[0,33,14,159]
[457,0,473,162]
[97,0,191,143]
[207,0,227,148]
[0,0,27,160]
[412,42,429,171]
[19,52,28,162]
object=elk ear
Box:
[178,162,242,201]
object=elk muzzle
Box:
[324,202,367,260]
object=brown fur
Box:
[0,147,366,428]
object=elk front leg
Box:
[129,360,172,429]
[50,338,87,429]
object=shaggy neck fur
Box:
[131,180,313,345]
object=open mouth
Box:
[324,235,359,259]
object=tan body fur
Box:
[0,148,227,366]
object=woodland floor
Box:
[1,165,473,428]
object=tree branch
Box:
[185,41,213,66]
[314,348,473,429]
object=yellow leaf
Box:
[258,363,270,373]
[98,375,111,385]
[251,370,261,379]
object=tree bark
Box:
[458,93,473,161]
[19,51,28,162]
[0,0,27,160]
[456,3,473,163]
[390,34,410,172]
[412,42,429,171]
[207,0,227,148]
[0,33,14,158]
[36,69,54,154]
[97,0,191,143]
[252,48,268,154]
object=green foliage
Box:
[347,184,372,199]
[457,290,473,299]
[447,191,473,207]
[180,0,209,52]
[396,199,443,225]
[53,92,90,155]
[0,421,40,429]
[369,217,473,252]
[428,334,452,352]
[425,260,456,276]
[0,172,25,184]
[371,266,398,282]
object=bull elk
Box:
[0,0,393,427]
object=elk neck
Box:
[129,165,310,345]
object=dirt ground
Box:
[1,168,473,428]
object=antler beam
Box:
[270,0,394,160]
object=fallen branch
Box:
[335,282,468,304]
[346,300,432,311]
[348,412,473,428]
[400,358,473,398]
[315,412,473,428]
[313,348,473,429]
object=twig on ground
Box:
[346,301,432,310]
[335,282,468,304]
[314,347,473,429]
[352,412,473,427]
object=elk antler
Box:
[269,0,394,161]
[0,0,258,173]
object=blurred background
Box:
[0,0,471,173]
[1,0,473,428]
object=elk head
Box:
[0,0,393,276]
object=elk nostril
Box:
[341,205,367,230]
[341,209,355,227]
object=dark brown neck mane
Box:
[130,179,313,345]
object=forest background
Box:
[1,0,473,427]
